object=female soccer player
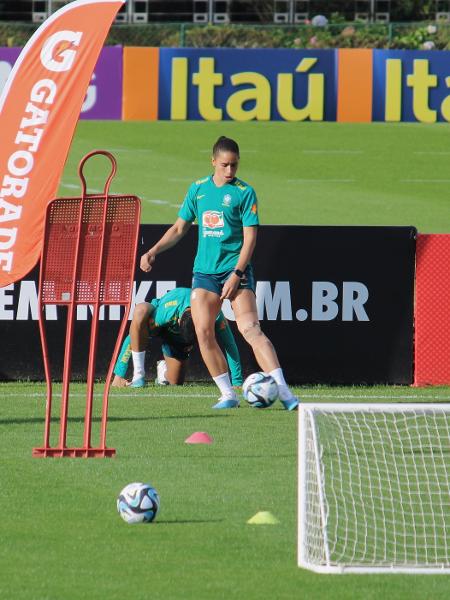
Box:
[140,136,298,410]
[112,287,242,388]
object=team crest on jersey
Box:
[222,194,232,207]
[203,210,224,229]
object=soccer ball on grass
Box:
[117,482,160,524]
[243,372,279,408]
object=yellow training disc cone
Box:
[247,511,279,525]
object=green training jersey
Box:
[114,287,243,385]
[178,175,259,275]
[147,287,191,344]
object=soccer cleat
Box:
[212,396,240,409]
[280,396,299,411]
[128,377,147,388]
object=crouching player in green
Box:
[112,287,243,388]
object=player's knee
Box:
[194,324,216,348]
[238,320,264,345]
[195,324,216,348]
[133,303,149,325]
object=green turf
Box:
[60,121,450,232]
[5,121,450,597]
[1,383,450,599]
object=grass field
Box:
[3,120,450,599]
[2,382,450,600]
[60,121,450,232]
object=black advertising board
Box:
[249,225,416,384]
[0,225,416,384]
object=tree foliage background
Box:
[232,0,440,22]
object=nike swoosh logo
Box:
[197,194,205,199]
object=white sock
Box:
[213,372,236,399]
[156,360,168,384]
[269,367,293,401]
[269,367,287,387]
[132,350,146,381]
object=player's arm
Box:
[215,313,243,387]
[141,218,192,272]
[220,226,257,301]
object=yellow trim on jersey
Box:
[195,176,209,185]
[120,346,132,364]
[233,179,247,190]
[164,300,178,308]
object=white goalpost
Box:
[298,403,450,574]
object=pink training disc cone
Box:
[184,432,213,444]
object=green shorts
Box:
[192,265,256,296]
[160,341,192,361]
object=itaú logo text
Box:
[40,30,83,73]
[170,56,324,122]
[385,58,450,123]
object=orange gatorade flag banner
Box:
[0,0,124,287]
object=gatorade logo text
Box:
[40,30,83,72]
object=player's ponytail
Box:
[213,136,240,158]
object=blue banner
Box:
[158,48,337,122]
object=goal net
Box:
[298,403,450,573]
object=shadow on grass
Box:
[0,413,232,426]
[109,413,231,422]
[167,454,296,459]
[156,518,224,525]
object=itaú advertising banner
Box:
[0,226,416,385]
[158,48,337,122]
[0,46,123,119]
[372,49,450,123]
[0,0,124,287]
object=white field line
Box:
[287,178,356,183]
[199,149,258,153]
[401,179,450,183]
[108,148,152,153]
[2,392,450,400]
[60,183,103,193]
[1,392,216,399]
[414,151,450,155]
[301,393,450,400]
[143,199,181,208]
[302,150,363,154]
